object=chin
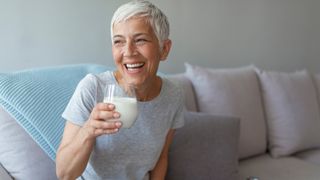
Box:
[121,70,153,88]
[123,77,144,87]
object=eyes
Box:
[113,37,149,47]
[136,38,148,44]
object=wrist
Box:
[77,126,96,145]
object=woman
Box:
[56,1,184,180]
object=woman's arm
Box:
[56,121,95,180]
[56,103,121,180]
[150,129,175,180]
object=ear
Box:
[160,39,172,61]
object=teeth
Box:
[126,63,144,68]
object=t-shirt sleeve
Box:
[62,74,98,126]
[171,86,185,129]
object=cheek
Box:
[142,47,161,61]
[142,51,161,70]
[146,58,160,73]
[112,48,121,62]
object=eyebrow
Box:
[112,35,123,39]
[112,33,150,39]
[133,33,149,37]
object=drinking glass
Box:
[103,84,138,128]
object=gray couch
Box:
[171,64,320,180]
[1,63,320,180]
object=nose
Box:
[123,41,137,57]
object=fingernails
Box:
[115,122,122,127]
[108,104,115,109]
[113,112,120,118]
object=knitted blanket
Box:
[0,64,108,161]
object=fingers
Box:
[84,103,123,137]
[90,119,122,130]
[84,118,122,138]
[91,103,120,121]
[96,102,115,111]
[93,126,120,136]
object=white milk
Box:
[104,97,138,128]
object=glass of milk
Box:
[103,84,138,128]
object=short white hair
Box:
[110,0,170,48]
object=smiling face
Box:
[112,17,171,90]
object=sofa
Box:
[1,63,320,180]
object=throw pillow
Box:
[0,64,108,160]
[184,63,266,159]
[166,112,240,180]
[0,107,57,180]
[257,69,320,157]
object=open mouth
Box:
[125,63,145,71]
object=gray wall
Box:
[306,0,320,72]
[0,0,319,73]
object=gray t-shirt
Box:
[62,71,185,180]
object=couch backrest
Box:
[170,64,320,161]
[256,69,320,158]
[166,74,198,112]
[171,64,268,160]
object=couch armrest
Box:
[0,164,12,180]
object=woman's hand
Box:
[82,102,122,139]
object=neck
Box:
[113,71,162,102]
[135,76,162,102]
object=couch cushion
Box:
[314,74,320,106]
[239,154,320,180]
[0,163,11,180]
[184,63,266,159]
[166,111,240,180]
[295,149,320,166]
[0,64,108,160]
[0,107,57,180]
[165,74,198,111]
[257,69,320,157]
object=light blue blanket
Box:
[0,64,109,161]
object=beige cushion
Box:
[257,70,320,157]
[0,163,11,180]
[315,74,320,105]
[184,63,266,159]
[239,154,320,180]
[295,149,320,166]
[0,107,57,180]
